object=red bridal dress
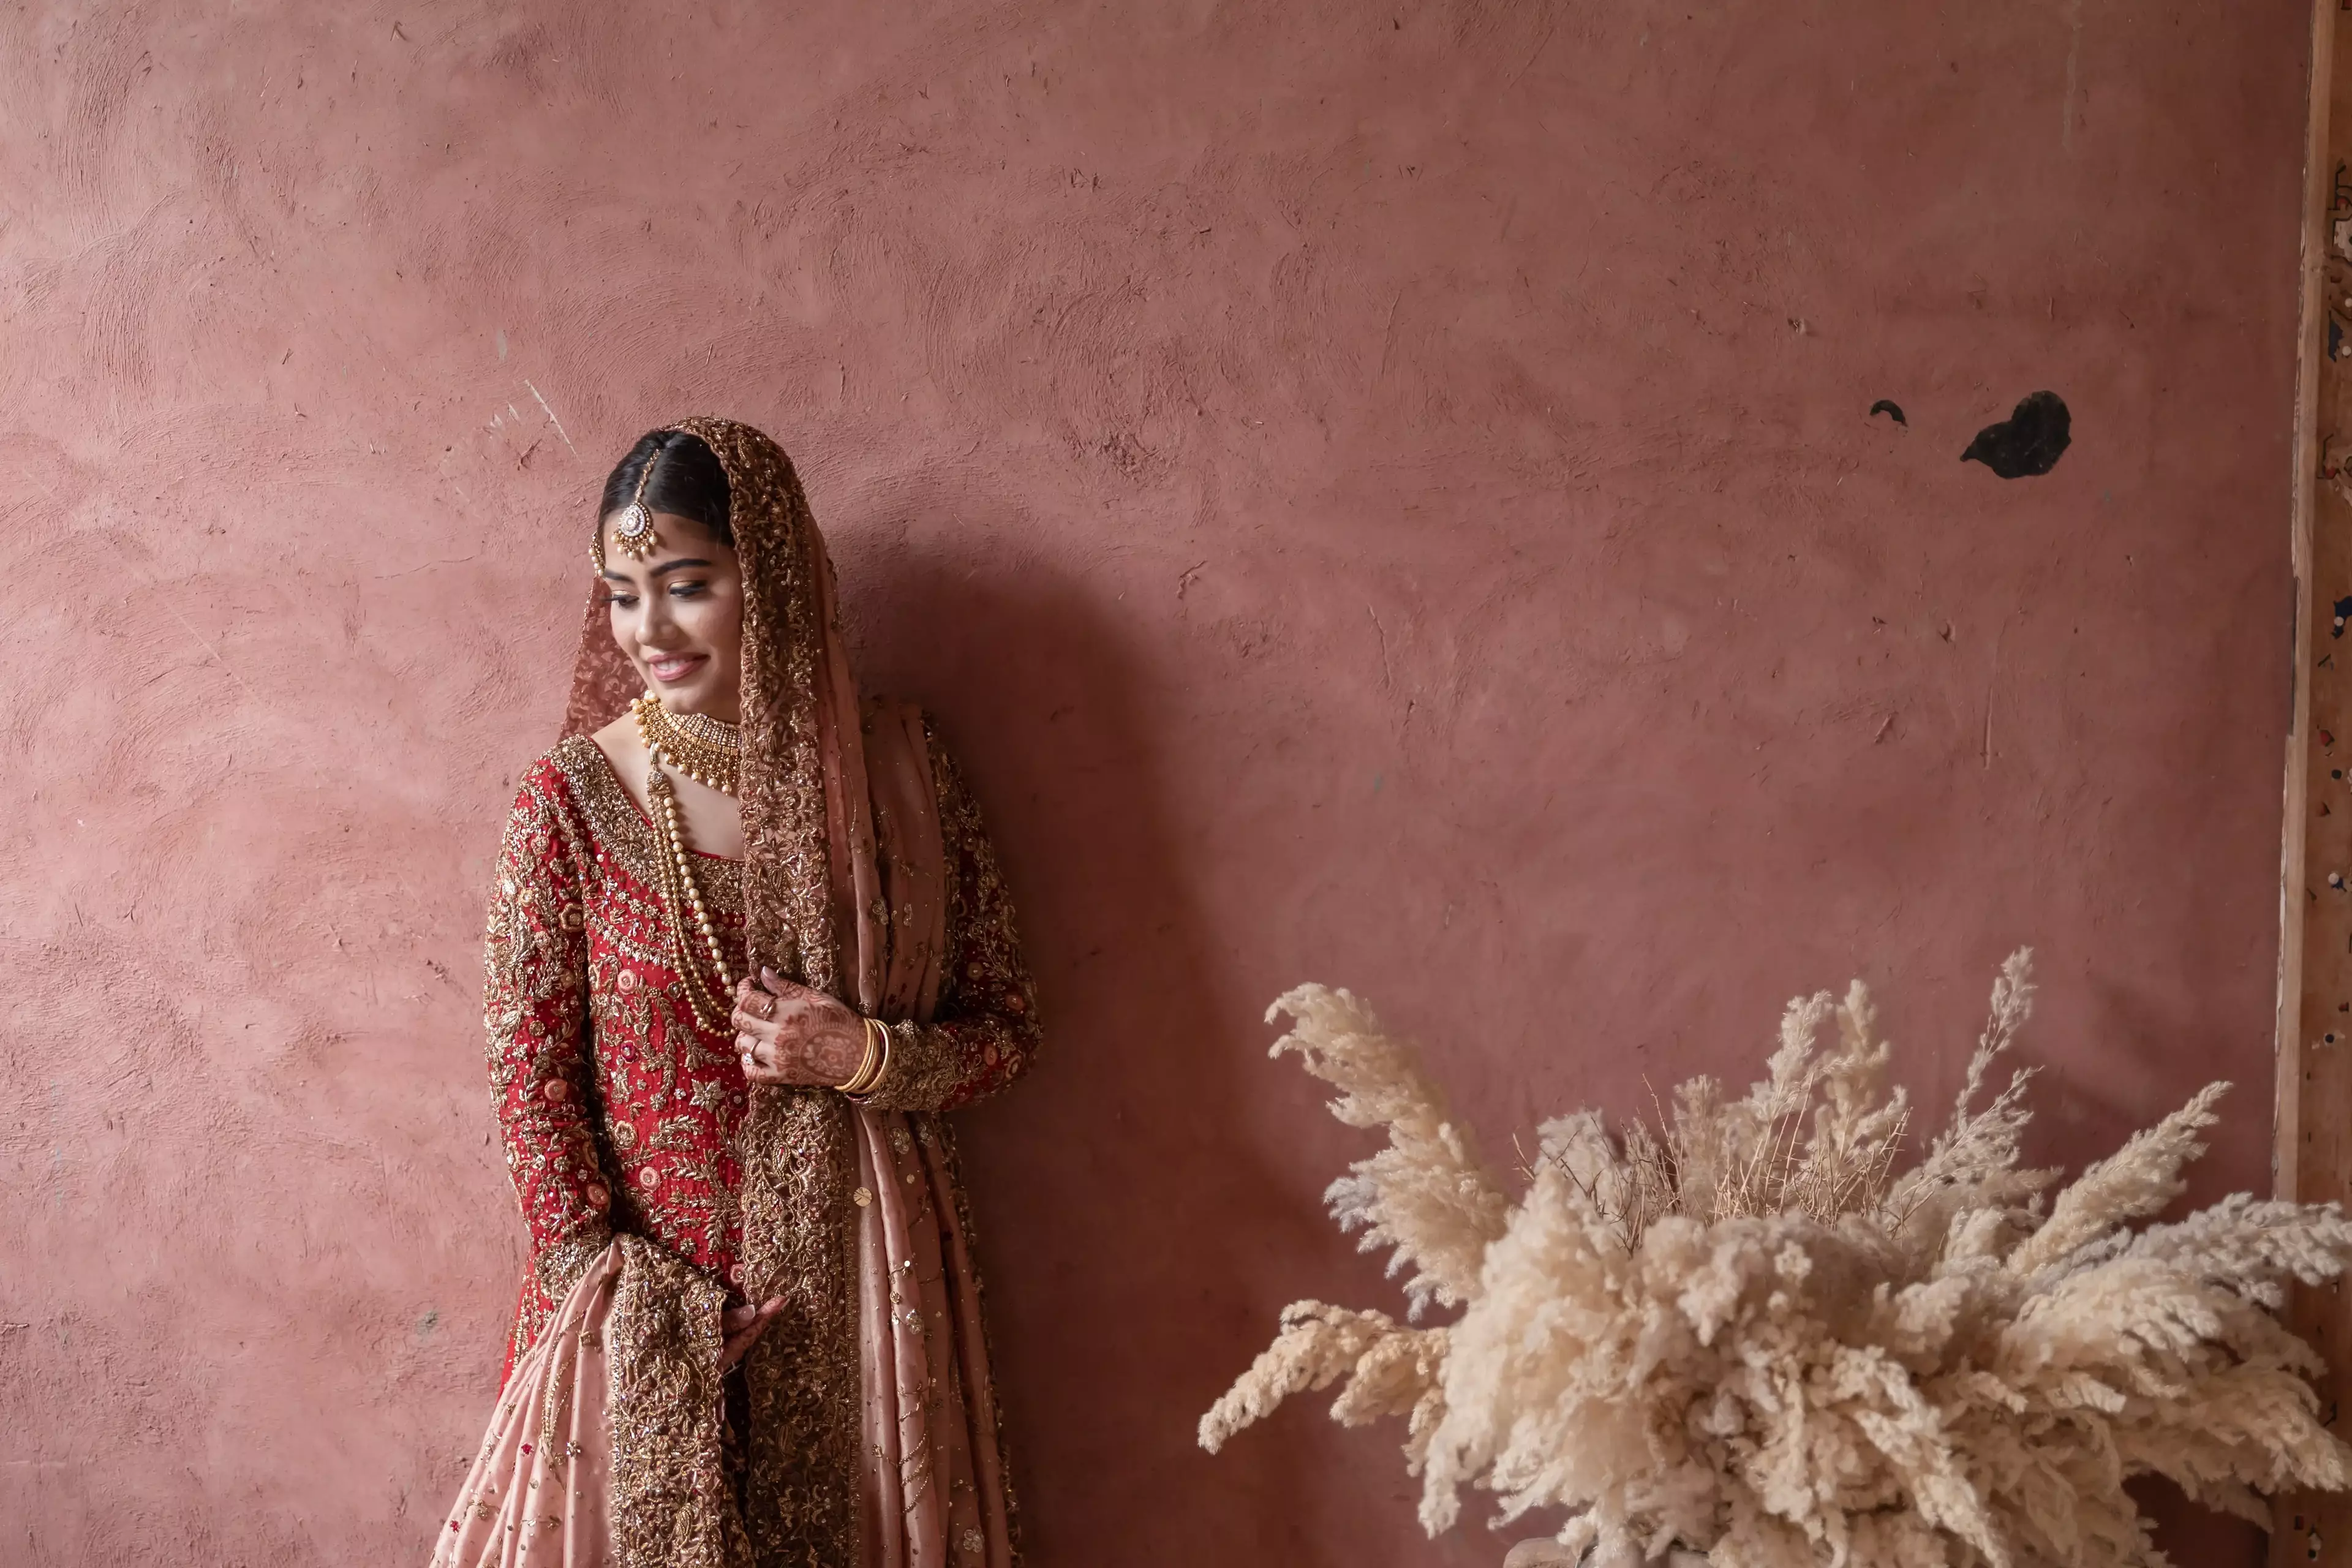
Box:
[432,418,1039,1568]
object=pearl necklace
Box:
[633,697,739,1032]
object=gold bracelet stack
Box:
[835,1016,892,1098]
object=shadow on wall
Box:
[840,500,1359,1562]
[832,487,2274,1566]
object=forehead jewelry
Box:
[597,453,664,571]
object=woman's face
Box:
[598,511,745,723]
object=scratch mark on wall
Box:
[96,537,259,703]
[1507,16,1557,86]
[1983,618,2006,770]
[523,378,578,455]
[164,605,257,701]
[1368,605,1395,693]
[374,554,482,581]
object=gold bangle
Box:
[834,1018,880,1095]
[837,1016,891,1096]
[856,1018,894,1099]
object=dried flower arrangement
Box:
[1200,954,2352,1568]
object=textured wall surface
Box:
[0,2,2311,1563]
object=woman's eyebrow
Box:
[648,559,714,577]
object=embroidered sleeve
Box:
[484,759,614,1303]
[858,741,1041,1113]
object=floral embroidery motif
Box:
[607,1235,750,1568]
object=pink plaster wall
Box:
[0,2,2312,1563]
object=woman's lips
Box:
[647,653,707,684]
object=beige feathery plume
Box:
[1207,953,2352,1567]
[1198,1303,1446,1457]
[1264,985,1510,1317]
[2005,1081,2228,1276]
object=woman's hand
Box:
[733,967,866,1087]
[721,1296,785,1373]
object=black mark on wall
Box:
[1869,399,1907,425]
[1962,391,2070,479]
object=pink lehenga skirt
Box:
[432,1108,1012,1568]
[432,1245,620,1568]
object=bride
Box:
[434,418,1036,1567]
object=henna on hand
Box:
[731,971,866,1085]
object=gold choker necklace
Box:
[631,694,741,796]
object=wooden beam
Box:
[2278,2,2349,1564]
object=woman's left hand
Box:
[733,967,866,1087]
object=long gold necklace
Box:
[632,695,741,1031]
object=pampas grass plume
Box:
[1202,953,2352,1568]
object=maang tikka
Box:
[593,447,664,571]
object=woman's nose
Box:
[635,597,679,641]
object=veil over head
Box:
[557,417,958,1566]
[562,416,945,1022]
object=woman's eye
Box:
[669,581,707,598]
[605,594,638,609]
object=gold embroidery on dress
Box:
[855,741,1042,1115]
[484,769,612,1355]
[533,1232,609,1305]
[552,735,746,922]
[606,1234,752,1568]
[663,419,865,1567]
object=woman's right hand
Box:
[733,971,867,1087]
[720,1296,785,1372]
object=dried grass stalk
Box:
[1203,952,2352,1568]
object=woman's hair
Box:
[600,429,733,547]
